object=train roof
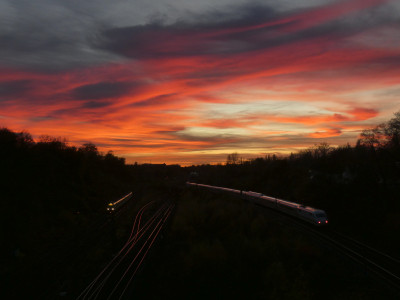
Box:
[299,205,326,214]
[246,191,264,196]
[112,192,132,205]
[278,199,299,207]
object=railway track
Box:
[323,229,400,291]
[77,200,175,300]
[188,182,400,294]
[265,207,400,294]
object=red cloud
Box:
[347,107,379,121]
[0,0,398,164]
[308,128,343,138]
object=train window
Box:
[316,213,326,218]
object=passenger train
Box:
[107,192,133,213]
[186,182,328,226]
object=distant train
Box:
[107,192,133,213]
[186,182,328,226]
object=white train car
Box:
[242,191,263,203]
[258,195,278,209]
[298,206,328,225]
[276,199,300,217]
[186,182,328,226]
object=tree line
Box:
[0,127,139,280]
[188,111,400,250]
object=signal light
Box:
[318,221,321,224]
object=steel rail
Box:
[76,201,166,300]
[106,204,172,299]
[83,203,168,300]
[258,206,400,292]
[329,229,400,264]
[118,203,175,300]
[89,203,169,300]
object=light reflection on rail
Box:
[77,200,174,300]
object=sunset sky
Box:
[1,0,400,165]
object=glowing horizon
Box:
[1,0,400,165]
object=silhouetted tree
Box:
[226,152,240,165]
[358,126,384,148]
[358,110,400,149]
[79,143,98,155]
[312,142,332,158]
[385,111,400,149]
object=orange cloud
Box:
[1,0,399,164]
[308,128,343,138]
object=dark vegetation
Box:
[0,128,180,298]
[0,129,132,262]
[132,190,396,299]
[1,111,399,299]
[187,111,400,256]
